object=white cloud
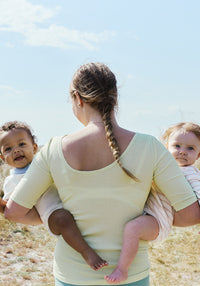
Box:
[0,84,24,98]
[0,0,115,50]
[24,25,115,50]
[126,31,139,41]
[5,42,15,48]
[0,0,56,32]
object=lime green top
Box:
[11,133,197,285]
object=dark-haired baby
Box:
[0,121,107,270]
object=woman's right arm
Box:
[4,199,42,225]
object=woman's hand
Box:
[4,199,42,225]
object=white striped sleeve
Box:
[181,166,200,205]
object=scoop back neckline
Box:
[58,133,139,174]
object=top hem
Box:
[54,269,150,285]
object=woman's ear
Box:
[76,94,83,107]
[73,91,83,107]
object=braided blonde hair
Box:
[70,62,138,181]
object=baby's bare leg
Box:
[48,209,108,270]
[105,214,159,284]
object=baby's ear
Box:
[33,143,38,154]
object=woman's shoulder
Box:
[40,136,62,149]
[133,132,160,144]
[61,131,85,152]
[114,127,157,147]
[37,136,63,159]
[129,132,168,158]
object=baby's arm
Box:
[0,197,7,213]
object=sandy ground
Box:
[0,216,56,286]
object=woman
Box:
[5,63,200,286]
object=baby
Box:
[105,122,200,284]
[0,121,107,270]
[163,122,200,204]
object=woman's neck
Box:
[85,112,118,127]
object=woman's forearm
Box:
[4,199,42,225]
[173,201,200,227]
[18,207,43,225]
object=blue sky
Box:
[0,0,200,145]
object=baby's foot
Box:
[104,266,128,284]
[82,248,108,270]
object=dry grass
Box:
[149,225,200,286]
[0,162,56,285]
[0,215,56,285]
[0,162,200,285]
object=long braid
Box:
[71,62,138,181]
[101,101,139,181]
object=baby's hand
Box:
[0,197,7,213]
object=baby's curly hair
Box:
[0,121,37,144]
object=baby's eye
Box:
[19,142,26,147]
[175,144,180,148]
[4,147,11,152]
[188,147,194,150]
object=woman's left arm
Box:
[4,199,42,225]
[173,201,200,227]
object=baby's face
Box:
[167,130,200,167]
[0,129,37,169]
